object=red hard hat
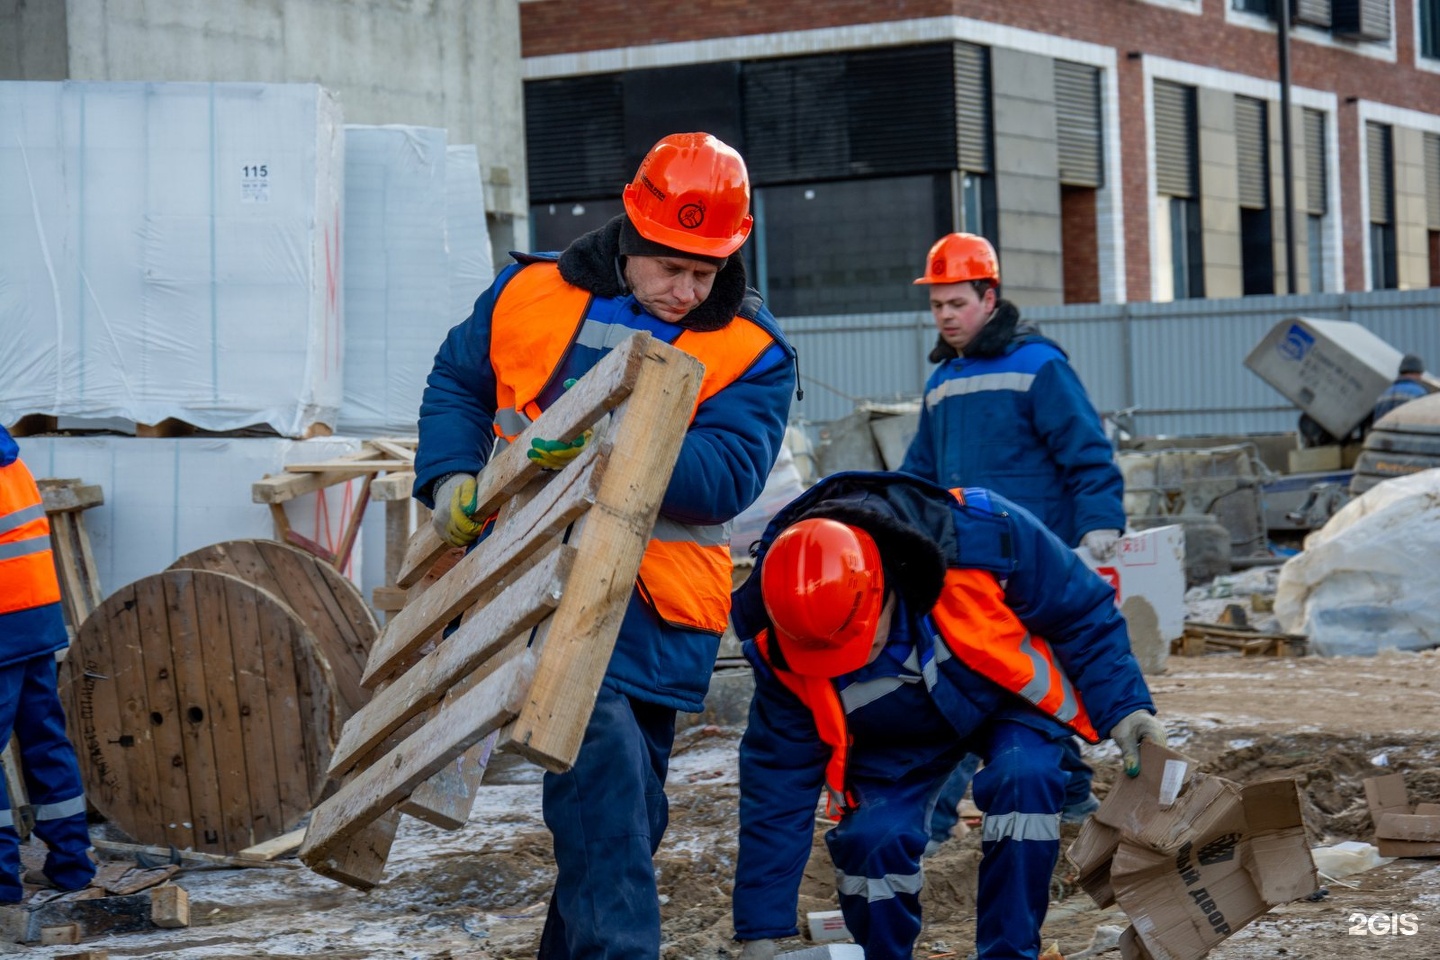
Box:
[913,232,1000,285]
[760,518,885,678]
[622,133,754,258]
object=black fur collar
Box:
[557,216,748,332]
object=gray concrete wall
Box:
[43,0,526,269]
[1393,124,1429,290]
[1197,87,1242,299]
[990,47,1063,307]
[0,0,69,78]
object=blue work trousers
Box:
[930,735,1091,842]
[537,684,676,960]
[0,655,94,902]
[828,721,1065,960]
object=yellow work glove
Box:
[526,378,591,471]
[432,473,485,547]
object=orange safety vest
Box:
[489,261,781,634]
[0,458,62,617]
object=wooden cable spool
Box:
[59,568,338,856]
[167,539,379,720]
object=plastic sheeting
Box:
[1275,468,1440,655]
[0,82,344,437]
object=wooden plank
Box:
[150,885,189,928]
[191,571,252,853]
[368,439,417,462]
[251,448,390,504]
[394,332,653,588]
[165,571,227,854]
[132,577,195,851]
[362,451,603,688]
[509,343,702,770]
[89,839,300,869]
[1,738,28,840]
[0,890,157,943]
[220,566,285,848]
[400,729,498,829]
[102,865,180,897]
[328,546,572,776]
[37,480,105,513]
[281,460,414,473]
[370,472,415,501]
[299,649,536,864]
[304,813,400,890]
[236,827,306,862]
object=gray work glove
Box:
[1110,710,1168,778]
[1082,528,1122,561]
[737,939,776,960]
[431,472,485,547]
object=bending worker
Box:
[900,232,1127,835]
[730,471,1165,960]
[413,132,795,959]
[1,425,96,903]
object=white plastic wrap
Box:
[18,435,366,602]
[447,144,497,327]
[1275,468,1440,655]
[0,81,344,436]
[338,125,450,435]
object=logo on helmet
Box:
[677,202,706,230]
[639,173,666,202]
[931,256,946,276]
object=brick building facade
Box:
[519,0,1440,312]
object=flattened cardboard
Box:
[1376,813,1440,843]
[1066,741,1317,960]
[1363,774,1411,824]
[1376,837,1440,858]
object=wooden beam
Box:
[299,649,536,865]
[400,729,499,829]
[508,342,701,770]
[251,448,390,505]
[37,480,105,513]
[236,827,307,862]
[361,453,602,688]
[281,460,414,473]
[89,839,300,870]
[370,472,415,501]
[329,547,571,776]
[394,332,653,588]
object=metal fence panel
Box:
[785,289,1440,437]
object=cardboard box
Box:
[0,81,344,437]
[1067,741,1318,960]
[1365,774,1440,857]
[1080,525,1185,675]
[1245,317,1405,440]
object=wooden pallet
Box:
[298,332,702,889]
[1174,621,1309,657]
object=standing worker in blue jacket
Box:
[413,132,796,960]
[0,425,96,903]
[729,472,1165,960]
[1371,353,1430,422]
[900,233,1128,838]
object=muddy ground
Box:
[12,648,1440,959]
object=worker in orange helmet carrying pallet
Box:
[413,133,796,960]
[729,471,1165,960]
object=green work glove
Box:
[527,378,591,471]
[432,473,485,547]
[1110,710,1169,778]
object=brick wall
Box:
[523,0,1440,297]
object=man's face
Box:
[929,281,995,353]
[864,593,898,666]
[623,255,719,323]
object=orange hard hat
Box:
[622,132,754,259]
[913,232,1000,285]
[760,518,885,678]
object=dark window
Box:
[1170,197,1205,299]
[1235,97,1274,295]
[1424,0,1440,58]
[1367,121,1397,289]
[756,175,952,317]
[1308,214,1327,291]
[524,75,626,202]
[1233,0,1272,13]
[1332,0,1391,41]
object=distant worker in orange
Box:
[412,133,796,960]
[0,425,96,903]
[899,233,1127,841]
